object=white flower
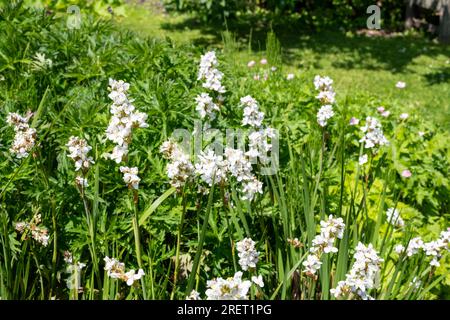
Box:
[386,208,404,228]
[166,153,194,189]
[359,154,368,166]
[286,73,295,80]
[349,117,360,125]
[303,215,345,275]
[119,166,141,189]
[197,51,226,93]
[195,93,220,120]
[236,238,260,271]
[418,131,425,137]
[66,136,94,171]
[195,149,228,186]
[359,117,389,149]
[251,275,264,288]
[124,269,145,286]
[205,272,252,300]
[314,75,333,91]
[241,177,263,201]
[247,60,255,68]
[399,113,409,120]
[104,256,145,285]
[331,242,383,300]
[394,244,405,254]
[317,105,334,127]
[316,90,336,105]
[302,254,322,275]
[260,58,268,65]
[396,81,406,89]
[240,95,265,128]
[224,148,253,182]
[246,127,276,163]
[14,215,49,247]
[105,79,148,164]
[405,237,424,256]
[186,290,202,300]
[6,112,36,158]
[409,277,422,290]
[381,111,390,117]
[75,176,88,187]
[110,145,129,164]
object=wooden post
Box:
[439,1,450,43]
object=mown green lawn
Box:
[119,3,450,129]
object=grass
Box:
[120,3,450,129]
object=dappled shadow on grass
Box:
[160,12,450,77]
[424,66,450,85]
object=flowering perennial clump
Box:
[205,271,252,300]
[105,78,148,164]
[6,111,37,158]
[236,238,260,271]
[14,214,49,247]
[104,256,145,286]
[330,242,384,300]
[302,215,345,276]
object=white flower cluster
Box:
[14,214,49,247]
[330,242,384,300]
[394,229,449,267]
[66,136,94,188]
[359,117,389,149]
[240,96,265,128]
[317,105,335,127]
[160,140,194,190]
[105,78,148,164]
[119,166,141,190]
[236,238,260,271]
[302,215,345,276]
[386,208,404,228]
[313,75,336,127]
[205,271,252,300]
[195,149,229,186]
[6,112,37,158]
[246,128,276,164]
[195,93,220,120]
[197,51,226,93]
[194,148,263,201]
[104,256,145,286]
[238,95,276,164]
